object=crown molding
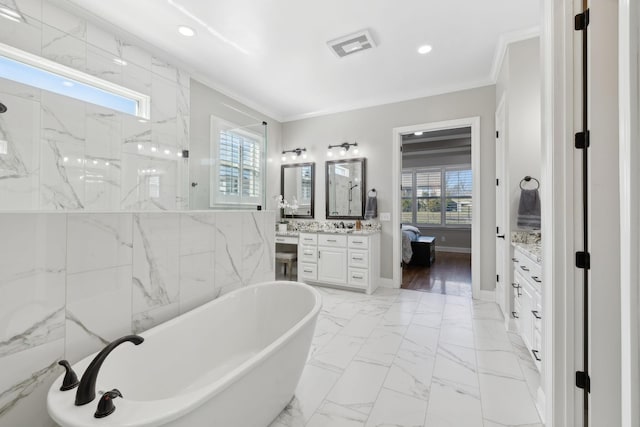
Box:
[489,26,541,84]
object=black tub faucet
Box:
[75,335,144,406]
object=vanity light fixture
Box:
[414,131,424,136]
[281,147,307,162]
[327,142,359,156]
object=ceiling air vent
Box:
[327,29,376,58]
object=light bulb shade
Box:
[353,148,359,154]
[281,155,287,161]
[340,149,346,156]
[327,150,333,157]
[302,153,307,159]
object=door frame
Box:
[391,117,481,299]
[619,0,639,425]
[494,94,511,320]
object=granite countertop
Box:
[511,230,542,264]
[276,229,380,237]
[512,242,542,264]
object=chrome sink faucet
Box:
[75,335,144,406]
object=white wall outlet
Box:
[380,212,391,221]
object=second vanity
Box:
[276,230,380,294]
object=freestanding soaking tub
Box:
[47,281,322,427]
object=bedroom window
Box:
[402,165,472,226]
[210,117,264,207]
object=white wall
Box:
[496,37,542,231]
[281,86,496,287]
[189,79,283,211]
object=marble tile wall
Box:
[0,210,275,426]
[0,0,190,210]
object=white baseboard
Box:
[436,246,472,254]
[378,278,397,288]
[479,289,495,301]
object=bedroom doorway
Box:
[391,117,480,299]
[399,127,473,296]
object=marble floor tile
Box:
[383,342,435,400]
[325,360,389,415]
[424,376,483,427]
[310,334,366,372]
[306,401,367,427]
[365,387,428,427]
[278,286,543,427]
[478,373,541,425]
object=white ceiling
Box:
[62,0,540,122]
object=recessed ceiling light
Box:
[417,45,432,55]
[113,58,128,66]
[178,25,196,37]
[414,131,424,136]
[62,81,74,87]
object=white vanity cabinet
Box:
[317,234,348,284]
[297,232,380,294]
[512,245,543,372]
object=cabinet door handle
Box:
[497,234,505,239]
[531,310,542,319]
[327,239,337,243]
[304,250,313,255]
[520,265,530,271]
[303,238,314,242]
[352,257,364,261]
[353,240,363,244]
[304,269,313,273]
[531,276,542,283]
[276,238,285,242]
[512,311,519,319]
[512,258,519,263]
[352,274,364,279]
[532,349,542,362]
[318,251,321,259]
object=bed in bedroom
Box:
[402,225,436,267]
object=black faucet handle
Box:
[58,360,79,391]
[94,389,122,418]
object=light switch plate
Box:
[380,212,391,221]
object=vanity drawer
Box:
[299,246,317,263]
[300,263,317,281]
[348,235,369,249]
[299,233,317,245]
[275,235,298,244]
[348,268,368,288]
[349,250,369,268]
[318,234,347,247]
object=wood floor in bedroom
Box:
[401,251,472,297]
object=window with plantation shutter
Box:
[402,165,472,227]
[211,117,264,207]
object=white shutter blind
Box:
[401,171,413,223]
[415,169,442,225]
[445,168,472,225]
[211,117,264,207]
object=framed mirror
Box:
[326,158,366,219]
[281,162,315,218]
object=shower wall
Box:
[0,0,190,210]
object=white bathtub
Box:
[47,281,321,427]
